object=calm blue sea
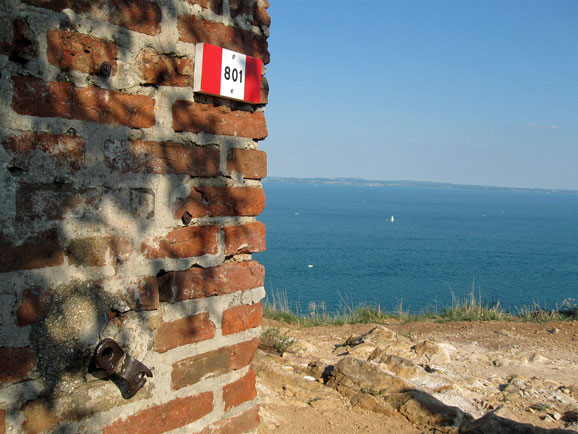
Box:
[255,182,578,314]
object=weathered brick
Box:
[173,187,266,219]
[226,0,271,29]
[2,132,85,173]
[141,225,219,260]
[125,276,159,311]
[104,392,213,434]
[12,77,155,128]
[154,313,216,353]
[22,0,93,13]
[223,222,266,255]
[197,406,260,434]
[0,347,37,387]
[0,19,37,61]
[138,51,194,87]
[221,302,262,336]
[65,235,131,267]
[171,338,259,390]
[23,0,162,35]
[227,148,267,179]
[16,184,154,222]
[260,75,269,104]
[22,399,59,434]
[187,0,223,14]
[159,261,265,302]
[46,29,117,75]
[16,287,52,326]
[228,0,252,18]
[173,101,267,139]
[253,0,271,27]
[17,184,80,221]
[222,369,257,411]
[21,377,154,432]
[171,347,230,390]
[178,15,269,63]
[0,230,64,273]
[108,0,162,36]
[104,140,220,176]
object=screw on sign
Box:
[193,43,262,104]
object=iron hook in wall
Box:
[93,338,153,397]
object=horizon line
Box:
[263,176,578,194]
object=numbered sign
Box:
[193,43,262,104]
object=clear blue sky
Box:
[262,1,578,190]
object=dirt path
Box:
[256,319,578,433]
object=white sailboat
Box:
[390,215,394,223]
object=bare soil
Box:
[256,319,578,433]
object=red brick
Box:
[173,101,267,138]
[23,0,162,36]
[222,369,257,411]
[171,338,259,391]
[197,406,260,434]
[141,225,219,260]
[0,409,5,434]
[2,132,85,173]
[154,313,216,353]
[174,187,266,219]
[65,235,131,267]
[223,222,266,256]
[138,50,194,87]
[221,302,262,336]
[104,140,220,176]
[12,77,155,128]
[126,276,159,311]
[187,0,223,14]
[178,15,269,63]
[0,229,64,273]
[104,392,213,434]
[46,30,117,75]
[159,261,265,302]
[229,338,260,370]
[16,287,52,327]
[0,19,37,61]
[227,148,267,179]
[0,347,37,387]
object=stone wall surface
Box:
[0,0,269,432]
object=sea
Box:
[255,181,578,314]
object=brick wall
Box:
[0,0,269,432]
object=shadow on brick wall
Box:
[0,0,269,428]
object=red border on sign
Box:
[244,57,262,104]
[201,44,222,96]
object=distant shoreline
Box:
[263,177,578,195]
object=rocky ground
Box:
[255,319,578,433]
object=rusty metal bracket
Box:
[93,338,152,397]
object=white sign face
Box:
[220,48,247,100]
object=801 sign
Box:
[224,66,243,83]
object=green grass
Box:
[263,288,577,327]
[260,327,296,354]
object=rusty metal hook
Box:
[93,338,152,397]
